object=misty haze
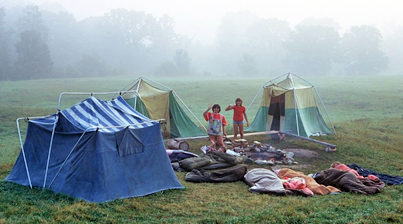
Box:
[0,1,403,81]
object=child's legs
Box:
[233,123,239,139]
[239,123,244,139]
[216,135,225,147]
[209,135,217,150]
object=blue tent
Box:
[5,96,184,203]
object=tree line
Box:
[0,6,402,81]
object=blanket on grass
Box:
[185,164,248,183]
[167,149,198,163]
[244,168,286,195]
[347,164,403,185]
[277,168,341,195]
[244,169,315,197]
[179,151,247,171]
[314,168,385,195]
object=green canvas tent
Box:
[246,73,335,137]
[117,78,206,139]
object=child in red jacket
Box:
[225,98,249,139]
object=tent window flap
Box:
[116,128,144,156]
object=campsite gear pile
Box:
[170,147,386,196]
[170,151,248,182]
[221,138,298,166]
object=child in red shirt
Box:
[225,98,249,139]
[203,104,227,152]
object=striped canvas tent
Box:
[6,96,184,202]
[246,73,335,137]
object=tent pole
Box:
[134,78,142,107]
[43,111,58,189]
[43,92,68,189]
[143,77,173,91]
[246,85,264,113]
[16,118,33,188]
[291,73,336,134]
[270,72,290,83]
[290,73,313,86]
[312,87,336,134]
[112,77,140,99]
[173,91,207,131]
[290,75,300,136]
[48,130,88,188]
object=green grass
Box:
[1,75,403,223]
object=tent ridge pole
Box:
[143,77,173,91]
[112,77,140,99]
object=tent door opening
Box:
[267,94,285,131]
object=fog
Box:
[1,0,403,80]
[39,0,403,45]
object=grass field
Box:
[1,75,403,223]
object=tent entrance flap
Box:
[267,94,285,131]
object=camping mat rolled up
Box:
[179,156,213,171]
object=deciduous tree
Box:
[0,8,12,80]
[14,5,52,80]
[283,25,341,76]
[341,25,388,76]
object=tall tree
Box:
[237,53,258,76]
[283,25,341,76]
[173,49,191,76]
[42,11,78,68]
[14,30,53,80]
[341,25,389,76]
[0,8,12,80]
[146,14,179,70]
[78,9,157,74]
[246,18,291,75]
[17,5,48,40]
[214,11,260,75]
[383,25,403,75]
[298,17,342,31]
[14,5,53,80]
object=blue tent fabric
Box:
[5,96,184,203]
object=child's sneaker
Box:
[200,145,208,154]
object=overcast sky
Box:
[19,0,403,44]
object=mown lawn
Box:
[1,75,403,223]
